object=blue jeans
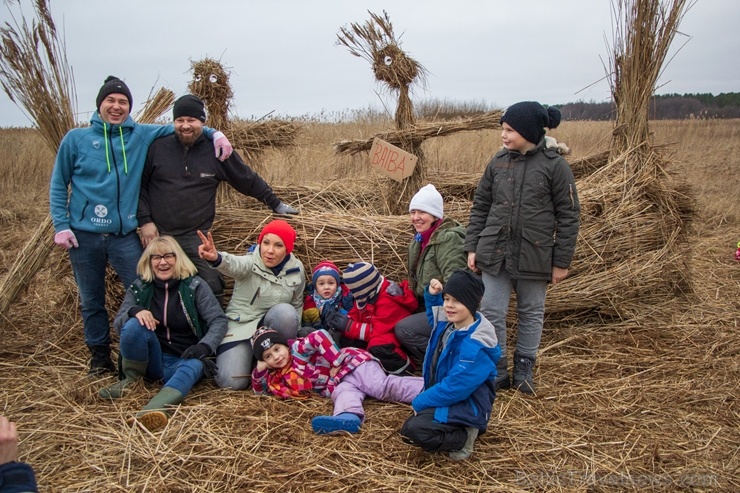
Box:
[481,270,548,360]
[68,229,142,348]
[119,319,204,396]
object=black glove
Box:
[201,358,219,379]
[323,308,352,333]
[181,342,211,360]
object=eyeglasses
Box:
[150,252,176,262]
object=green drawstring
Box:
[118,126,128,174]
[103,123,111,173]
[102,122,129,174]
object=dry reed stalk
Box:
[333,110,504,155]
[132,86,175,124]
[0,0,75,317]
[228,119,300,156]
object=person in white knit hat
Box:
[394,184,468,364]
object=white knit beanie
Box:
[409,184,444,219]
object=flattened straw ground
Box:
[3,227,737,491]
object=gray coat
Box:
[464,139,580,281]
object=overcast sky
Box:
[0,0,736,127]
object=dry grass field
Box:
[0,117,738,492]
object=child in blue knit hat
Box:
[299,260,353,339]
[321,262,418,375]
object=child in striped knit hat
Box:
[321,262,418,375]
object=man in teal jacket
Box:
[49,76,233,375]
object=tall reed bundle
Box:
[609,0,694,156]
[337,10,428,212]
[0,0,75,317]
[0,0,75,151]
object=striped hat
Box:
[343,262,383,309]
[312,260,341,285]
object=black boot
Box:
[512,352,536,395]
[88,345,116,376]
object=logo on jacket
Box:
[92,140,100,149]
[94,205,108,218]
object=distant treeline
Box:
[557,93,740,120]
[416,93,740,121]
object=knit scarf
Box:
[267,356,313,399]
[311,288,342,313]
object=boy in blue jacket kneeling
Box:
[400,270,500,460]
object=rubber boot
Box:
[512,352,536,395]
[494,355,510,391]
[88,345,116,376]
[99,358,148,399]
[311,413,361,434]
[449,427,479,461]
[129,387,184,432]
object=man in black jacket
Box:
[138,94,298,300]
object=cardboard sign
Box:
[368,137,418,182]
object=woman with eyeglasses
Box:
[98,235,227,431]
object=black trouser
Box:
[400,408,467,452]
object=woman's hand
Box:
[329,366,341,378]
[255,360,269,372]
[135,310,159,330]
[428,278,443,296]
[197,230,218,262]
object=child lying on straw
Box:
[250,327,423,434]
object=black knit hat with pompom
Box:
[500,101,561,145]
